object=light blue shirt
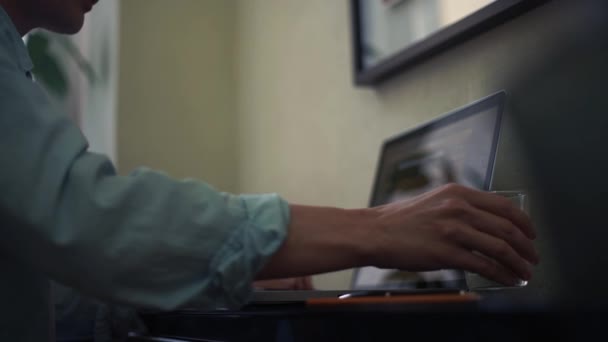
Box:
[0,6,289,341]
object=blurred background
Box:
[40,0,580,292]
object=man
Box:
[0,0,538,341]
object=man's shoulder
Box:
[0,9,32,75]
[0,46,25,89]
[0,35,17,69]
[0,26,30,90]
[0,43,35,109]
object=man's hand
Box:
[253,277,314,290]
[367,183,539,286]
[258,183,539,288]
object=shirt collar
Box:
[0,4,33,72]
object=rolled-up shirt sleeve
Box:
[0,38,289,311]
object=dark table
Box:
[133,292,607,342]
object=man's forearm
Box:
[256,184,539,287]
[256,204,377,279]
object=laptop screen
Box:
[351,91,505,291]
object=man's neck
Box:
[0,0,33,36]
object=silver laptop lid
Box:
[351,91,506,292]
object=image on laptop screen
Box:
[351,91,505,291]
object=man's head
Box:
[0,0,98,36]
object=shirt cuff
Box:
[206,193,290,309]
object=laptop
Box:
[250,90,508,304]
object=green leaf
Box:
[25,31,97,98]
[25,32,49,59]
[55,35,97,84]
[34,52,69,98]
[26,32,69,98]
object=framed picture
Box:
[350,0,549,86]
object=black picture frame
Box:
[350,0,549,86]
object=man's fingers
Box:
[446,223,533,281]
[466,205,539,264]
[474,191,535,239]
[303,276,314,290]
[437,184,536,239]
[440,244,523,286]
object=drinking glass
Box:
[465,190,529,290]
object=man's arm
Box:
[0,57,537,312]
[259,184,539,286]
[0,64,289,311]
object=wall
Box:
[234,0,573,291]
[76,0,119,162]
[41,0,119,162]
[117,0,237,192]
[116,0,578,295]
